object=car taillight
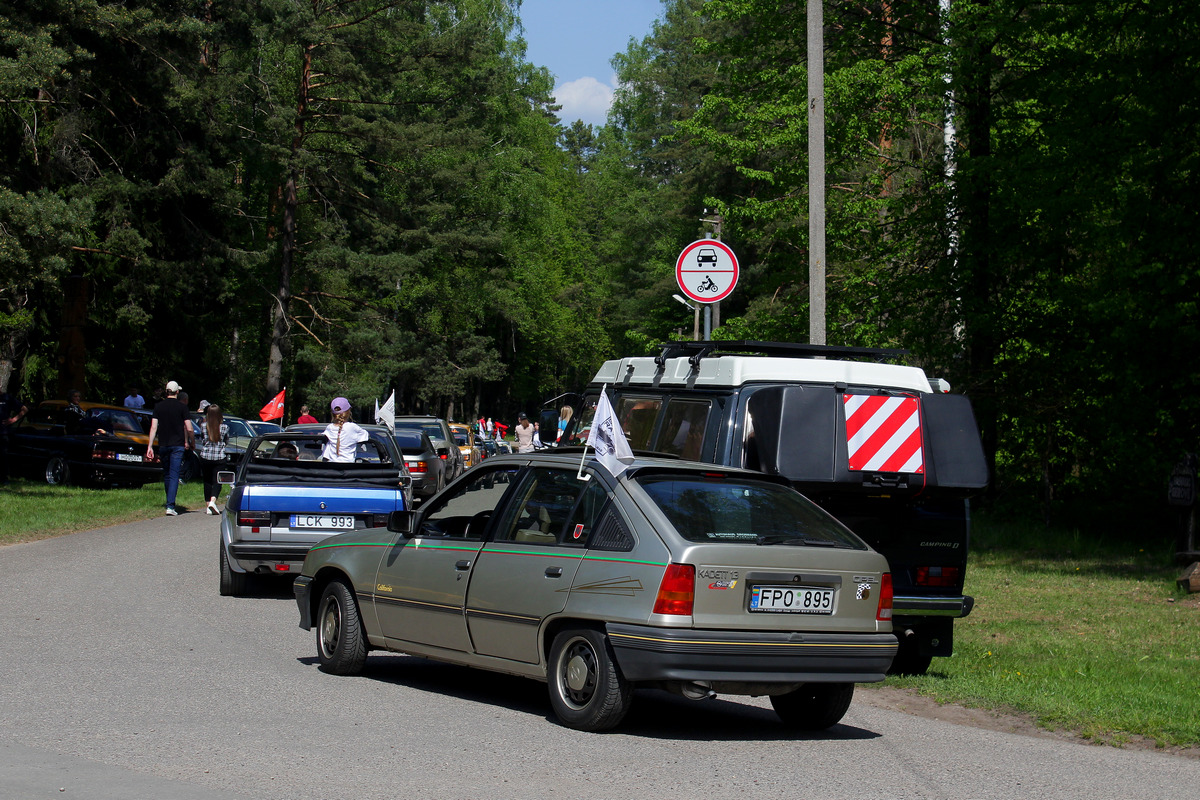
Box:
[92,450,116,461]
[877,573,894,621]
[439,453,448,460]
[237,511,271,533]
[914,566,961,588]
[409,460,428,473]
[653,563,695,616]
[371,513,389,528]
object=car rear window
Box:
[394,431,427,455]
[634,474,866,549]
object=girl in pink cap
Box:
[322,397,368,462]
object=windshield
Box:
[225,417,256,438]
[248,434,393,464]
[635,474,866,549]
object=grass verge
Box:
[881,513,1200,749]
[0,476,207,545]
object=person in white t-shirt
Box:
[322,397,368,462]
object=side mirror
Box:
[217,470,236,484]
[387,510,416,536]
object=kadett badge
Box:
[572,524,585,541]
[856,583,872,600]
[708,579,737,590]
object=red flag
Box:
[260,389,286,421]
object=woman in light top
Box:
[322,397,368,462]
[199,404,229,515]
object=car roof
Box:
[39,400,136,413]
[393,429,430,443]
[474,449,791,485]
[592,354,932,394]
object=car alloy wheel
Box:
[547,629,631,731]
[316,580,367,675]
[45,456,70,486]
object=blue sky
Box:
[518,0,665,127]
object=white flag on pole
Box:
[375,390,395,434]
[586,387,634,478]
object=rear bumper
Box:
[68,458,161,483]
[892,594,974,618]
[227,542,311,573]
[606,623,897,684]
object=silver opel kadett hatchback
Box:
[294,452,897,731]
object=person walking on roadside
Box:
[198,403,229,515]
[0,388,28,484]
[321,397,368,462]
[514,412,535,453]
[296,404,318,425]
[145,380,193,515]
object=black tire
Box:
[179,451,201,483]
[218,540,250,597]
[317,580,367,675]
[889,635,934,676]
[770,683,855,730]
[45,456,70,486]
[547,628,632,731]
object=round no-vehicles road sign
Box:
[676,239,739,303]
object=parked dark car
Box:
[391,428,447,502]
[132,409,257,481]
[393,415,464,479]
[9,401,162,487]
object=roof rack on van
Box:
[655,340,909,367]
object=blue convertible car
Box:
[218,428,412,596]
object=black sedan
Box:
[9,401,162,487]
[392,428,447,501]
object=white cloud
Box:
[553,76,615,127]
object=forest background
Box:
[1,0,1197,533]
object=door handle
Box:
[455,560,472,571]
[545,566,563,578]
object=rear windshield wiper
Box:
[756,534,846,548]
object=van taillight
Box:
[877,573,894,621]
[653,563,695,616]
[915,566,960,588]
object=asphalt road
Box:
[2,511,1198,800]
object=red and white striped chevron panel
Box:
[843,395,924,474]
